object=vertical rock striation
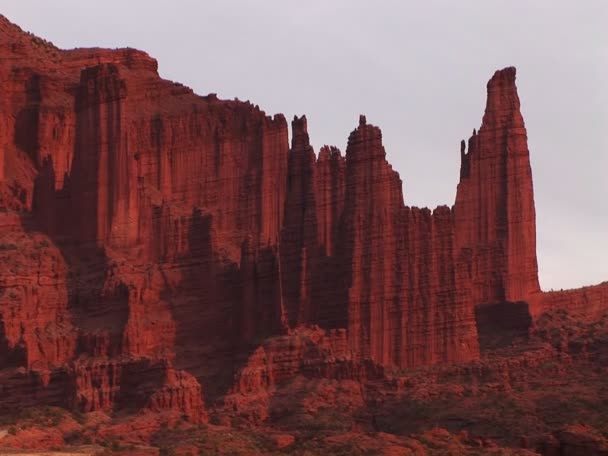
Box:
[0,15,602,423]
[340,115,406,364]
[280,115,318,327]
[454,67,540,305]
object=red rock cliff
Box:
[1,15,603,423]
[334,117,479,367]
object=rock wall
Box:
[0,14,604,422]
[533,282,608,319]
[0,212,75,369]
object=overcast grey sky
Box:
[1,1,606,291]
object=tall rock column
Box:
[342,116,405,365]
[314,146,345,258]
[70,64,139,248]
[280,115,318,326]
[455,67,540,305]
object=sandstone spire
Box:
[279,115,318,326]
[455,67,540,304]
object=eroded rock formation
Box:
[455,67,540,305]
[0,14,605,427]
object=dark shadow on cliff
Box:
[14,74,41,162]
[166,208,242,404]
[474,301,532,352]
[28,158,130,359]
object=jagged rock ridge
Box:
[0,14,606,425]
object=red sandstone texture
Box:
[455,67,540,305]
[0,14,607,455]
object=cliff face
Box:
[0,15,602,424]
[277,116,479,367]
[0,212,75,369]
[336,118,479,366]
[42,61,289,255]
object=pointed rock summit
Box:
[455,66,540,304]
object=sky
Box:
[1,1,606,291]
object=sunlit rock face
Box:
[1,15,602,424]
